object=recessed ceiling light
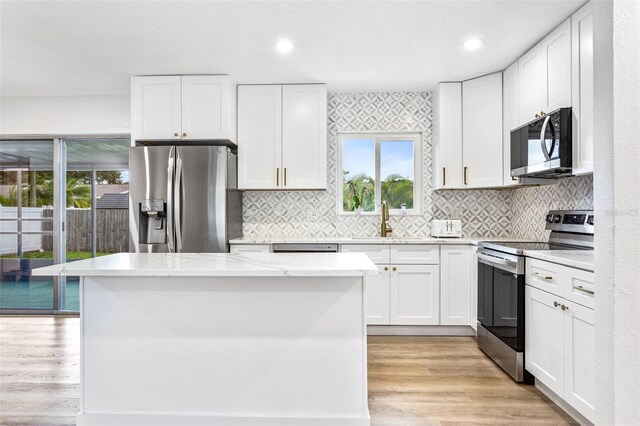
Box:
[274,39,294,54]
[463,38,484,51]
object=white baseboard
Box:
[367,325,474,336]
[77,413,370,426]
[535,381,593,426]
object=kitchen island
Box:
[33,252,378,426]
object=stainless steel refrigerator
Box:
[129,145,242,253]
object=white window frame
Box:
[337,132,422,216]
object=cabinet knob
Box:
[384,267,389,271]
[561,304,569,311]
[553,301,560,308]
[535,113,540,118]
[540,111,545,116]
[182,132,187,137]
[392,267,397,272]
[173,132,179,137]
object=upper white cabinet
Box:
[518,19,572,125]
[462,72,503,188]
[237,85,283,190]
[281,85,328,190]
[237,84,327,190]
[503,61,520,187]
[131,75,230,142]
[435,83,463,189]
[572,2,594,175]
[541,19,572,113]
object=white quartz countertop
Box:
[31,252,379,278]
[230,236,483,245]
[523,250,595,272]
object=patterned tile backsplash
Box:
[242,91,593,241]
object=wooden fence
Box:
[42,209,129,253]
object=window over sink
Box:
[338,133,421,215]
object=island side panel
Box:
[79,275,368,424]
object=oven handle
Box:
[477,252,519,274]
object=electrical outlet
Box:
[307,209,320,221]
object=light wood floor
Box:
[0,317,576,425]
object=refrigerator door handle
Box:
[174,149,183,252]
[167,147,175,252]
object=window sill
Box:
[337,211,422,217]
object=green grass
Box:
[1,251,111,259]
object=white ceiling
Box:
[1,0,585,97]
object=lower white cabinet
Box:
[365,265,391,325]
[525,284,595,422]
[440,246,472,325]
[390,264,440,325]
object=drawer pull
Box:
[392,267,397,272]
[553,301,560,308]
[561,304,569,311]
[384,267,389,271]
[575,285,595,295]
[533,272,553,280]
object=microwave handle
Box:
[539,115,553,161]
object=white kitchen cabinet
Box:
[525,285,565,396]
[435,82,463,189]
[541,19,572,113]
[131,75,230,143]
[237,84,327,190]
[390,245,439,265]
[230,244,271,254]
[518,20,572,126]
[563,299,595,422]
[462,72,503,188]
[518,44,544,125]
[181,75,229,140]
[390,264,440,325]
[440,246,472,326]
[132,76,182,141]
[525,282,595,422]
[571,2,594,175]
[503,62,521,187]
[340,244,390,264]
[237,85,283,189]
[281,85,327,189]
[365,265,391,325]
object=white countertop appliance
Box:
[430,219,462,238]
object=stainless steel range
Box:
[476,210,594,382]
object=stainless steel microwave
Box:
[510,107,572,179]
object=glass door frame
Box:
[0,134,129,315]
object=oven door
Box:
[477,252,525,352]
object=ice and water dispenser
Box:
[138,199,166,244]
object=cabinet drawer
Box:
[526,258,563,294]
[526,258,595,309]
[390,245,439,264]
[340,245,390,264]
[230,244,271,254]
[565,267,595,309]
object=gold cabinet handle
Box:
[182,132,187,137]
[384,267,389,271]
[561,304,569,311]
[442,167,446,186]
[284,168,287,186]
[392,267,397,272]
[575,285,595,295]
[535,113,540,118]
[540,111,545,116]
[173,132,179,137]
[553,301,560,308]
[463,166,468,185]
[276,168,280,186]
[533,272,553,280]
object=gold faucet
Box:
[380,201,393,237]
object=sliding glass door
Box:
[0,137,130,313]
[0,140,57,311]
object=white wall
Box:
[0,95,130,136]
[593,1,640,424]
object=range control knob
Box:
[587,215,594,226]
[554,215,562,224]
[546,214,554,223]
